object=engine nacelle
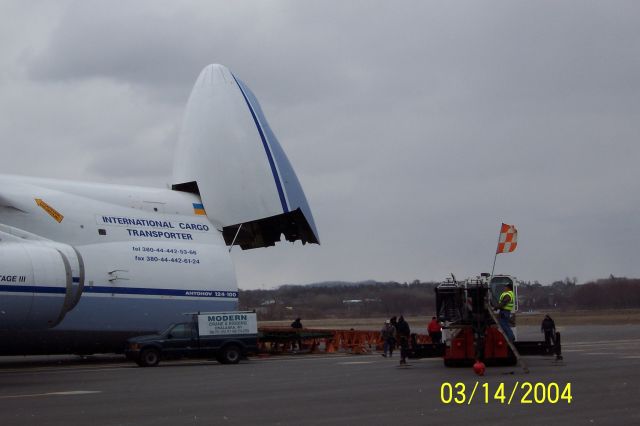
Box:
[0,241,84,330]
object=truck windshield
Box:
[160,323,177,337]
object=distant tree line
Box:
[516,276,640,310]
[239,277,640,320]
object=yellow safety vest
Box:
[499,290,515,311]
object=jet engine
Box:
[0,241,84,330]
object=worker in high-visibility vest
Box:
[497,283,516,342]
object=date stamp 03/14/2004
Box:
[440,382,573,405]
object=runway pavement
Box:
[0,325,638,426]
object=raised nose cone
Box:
[172,64,319,248]
[193,64,236,88]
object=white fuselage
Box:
[0,174,237,335]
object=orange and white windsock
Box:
[496,223,518,254]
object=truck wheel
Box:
[219,345,241,364]
[137,348,160,367]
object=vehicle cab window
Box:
[490,276,517,311]
[168,323,195,339]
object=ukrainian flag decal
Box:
[192,203,206,216]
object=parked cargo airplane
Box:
[0,64,319,355]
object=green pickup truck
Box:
[125,312,258,367]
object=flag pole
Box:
[490,251,498,278]
[489,224,503,280]
[487,225,503,310]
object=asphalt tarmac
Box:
[0,325,638,426]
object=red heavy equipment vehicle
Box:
[411,273,562,370]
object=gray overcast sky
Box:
[1,1,639,288]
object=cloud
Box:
[1,0,640,288]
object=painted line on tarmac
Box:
[255,354,361,363]
[565,343,640,349]
[0,355,357,373]
[620,355,640,359]
[562,342,640,350]
[566,338,640,346]
[0,364,135,375]
[563,346,639,352]
[583,352,616,355]
[337,361,375,365]
[0,390,101,399]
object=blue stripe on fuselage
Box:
[0,285,237,299]
[0,285,66,294]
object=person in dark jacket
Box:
[390,316,398,329]
[291,318,303,350]
[541,315,556,347]
[396,316,411,365]
[291,318,303,329]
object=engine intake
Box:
[0,241,84,330]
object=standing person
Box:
[389,316,398,354]
[396,316,411,365]
[290,318,303,351]
[389,316,398,328]
[497,283,516,342]
[380,320,396,357]
[541,314,556,347]
[427,317,442,344]
[291,318,303,329]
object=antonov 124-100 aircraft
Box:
[0,64,319,355]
